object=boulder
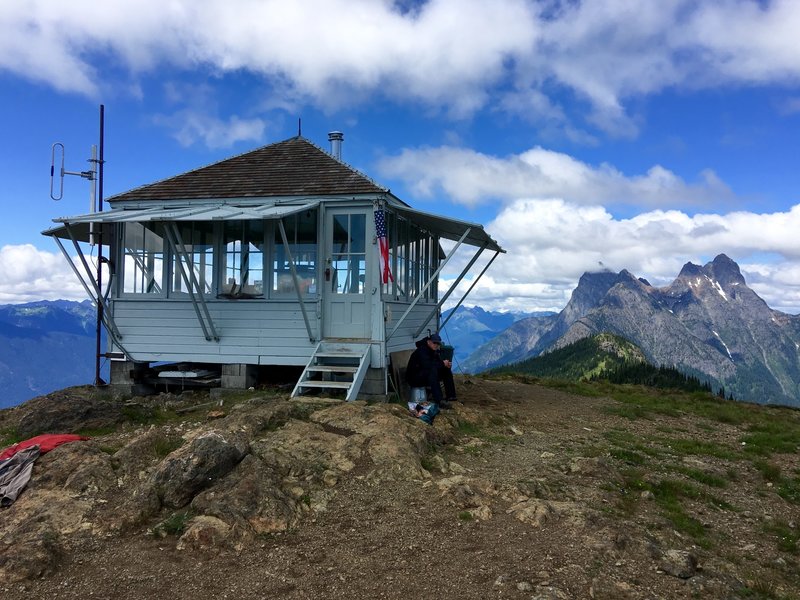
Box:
[148,429,249,509]
[112,427,186,485]
[191,454,301,535]
[659,549,698,579]
[252,420,361,480]
[310,402,438,480]
[176,516,233,552]
[15,388,125,438]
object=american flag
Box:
[374,209,394,284]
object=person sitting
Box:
[405,333,457,409]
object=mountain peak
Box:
[707,253,746,286]
[677,261,704,279]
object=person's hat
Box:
[429,333,442,343]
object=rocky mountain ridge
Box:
[439,305,546,361]
[463,255,800,407]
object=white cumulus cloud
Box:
[377,145,733,208]
[0,244,88,304]
[442,200,800,313]
[2,1,800,131]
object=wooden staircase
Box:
[291,341,371,401]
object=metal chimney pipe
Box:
[328,131,343,160]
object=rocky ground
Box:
[1,377,799,599]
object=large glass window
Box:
[381,213,439,303]
[122,223,165,295]
[170,222,214,295]
[272,211,317,295]
[222,221,264,296]
[331,213,366,294]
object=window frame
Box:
[270,210,319,298]
[119,222,167,298]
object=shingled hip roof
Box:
[108,136,387,203]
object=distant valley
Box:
[0,300,103,408]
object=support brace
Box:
[164,223,219,341]
[414,242,487,338]
[55,226,126,352]
[278,219,316,342]
[438,250,501,332]
[386,227,471,342]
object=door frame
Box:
[322,206,372,339]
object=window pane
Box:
[122,223,164,294]
[223,221,264,295]
[331,255,365,294]
[171,222,214,295]
[332,214,349,252]
[350,214,366,253]
[272,212,317,295]
[330,213,365,295]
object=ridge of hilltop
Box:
[1,378,799,599]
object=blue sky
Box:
[1,0,800,313]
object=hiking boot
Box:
[439,400,453,410]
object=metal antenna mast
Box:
[96,105,105,386]
[49,104,106,386]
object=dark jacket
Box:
[406,338,444,386]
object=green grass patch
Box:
[121,404,162,424]
[740,578,791,600]
[764,520,799,554]
[151,511,191,537]
[777,476,800,505]
[75,425,121,438]
[609,447,647,465]
[671,465,728,488]
[0,427,24,449]
[456,420,482,436]
[604,403,653,420]
[152,436,184,458]
[484,434,513,444]
[753,460,782,483]
[519,376,605,398]
[458,511,474,521]
[741,420,800,456]
[649,479,711,545]
[420,455,437,472]
[582,444,606,458]
[660,437,738,460]
[614,470,723,547]
[603,430,662,458]
[615,468,650,515]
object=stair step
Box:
[297,381,352,390]
[315,352,363,358]
[306,365,358,373]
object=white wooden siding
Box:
[110,298,438,366]
[112,299,320,365]
[384,300,438,354]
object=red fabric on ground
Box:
[0,434,88,461]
